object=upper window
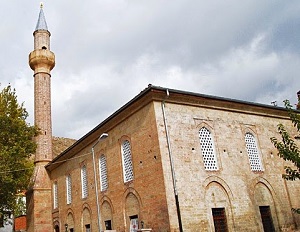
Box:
[199,127,218,170]
[81,165,88,198]
[66,174,72,204]
[99,154,108,191]
[121,140,134,182]
[245,132,263,171]
[53,182,58,209]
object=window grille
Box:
[66,175,72,204]
[199,127,218,170]
[81,165,88,198]
[99,155,108,191]
[245,133,263,171]
[259,206,275,232]
[212,208,228,232]
[121,140,134,182]
[53,182,58,209]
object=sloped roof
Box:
[46,84,292,171]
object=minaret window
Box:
[245,133,263,171]
[199,127,218,170]
[81,165,88,198]
[99,155,108,191]
[42,46,47,50]
[121,140,134,183]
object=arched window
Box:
[66,174,72,204]
[99,154,108,191]
[245,132,263,171]
[81,165,88,198]
[53,182,58,209]
[199,127,218,170]
[121,140,134,182]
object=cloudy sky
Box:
[1,1,300,139]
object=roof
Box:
[35,4,48,31]
[46,84,291,170]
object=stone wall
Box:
[49,103,170,231]
[155,100,300,231]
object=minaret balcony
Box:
[29,49,55,74]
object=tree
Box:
[271,99,300,213]
[0,85,38,222]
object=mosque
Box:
[26,5,300,232]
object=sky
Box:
[1,1,300,139]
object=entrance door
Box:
[129,215,138,232]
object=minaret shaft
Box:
[34,72,52,163]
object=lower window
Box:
[212,208,228,232]
[85,224,90,232]
[105,220,112,230]
[259,206,275,232]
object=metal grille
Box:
[81,165,88,198]
[66,175,72,204]
[245,133,263,171]
[212,208,228,232]
[259,206,275,232]
[53,182,58,209]
[199,127,218,170]
[99,155,108,191]
[122,140,134,182]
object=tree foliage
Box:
[270,99,300,213]
[0,85,38,219]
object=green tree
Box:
[0,85,38,221]
[271,100,300,213]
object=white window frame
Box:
[245,132,263,171]
[121,140,134,183]
[66,174,72,204]
[99,154,108,191]
[199,127,218,170]
[81,165,88,198]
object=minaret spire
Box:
[35,3,48,31]
[26,4,55,232]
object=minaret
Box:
[26,4,55,231]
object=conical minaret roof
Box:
[35,3,48,31]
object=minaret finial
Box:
[40,2,43,8]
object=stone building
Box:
[46,85,300,232]
[27,5,300,232]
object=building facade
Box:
[46,86,300,231]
